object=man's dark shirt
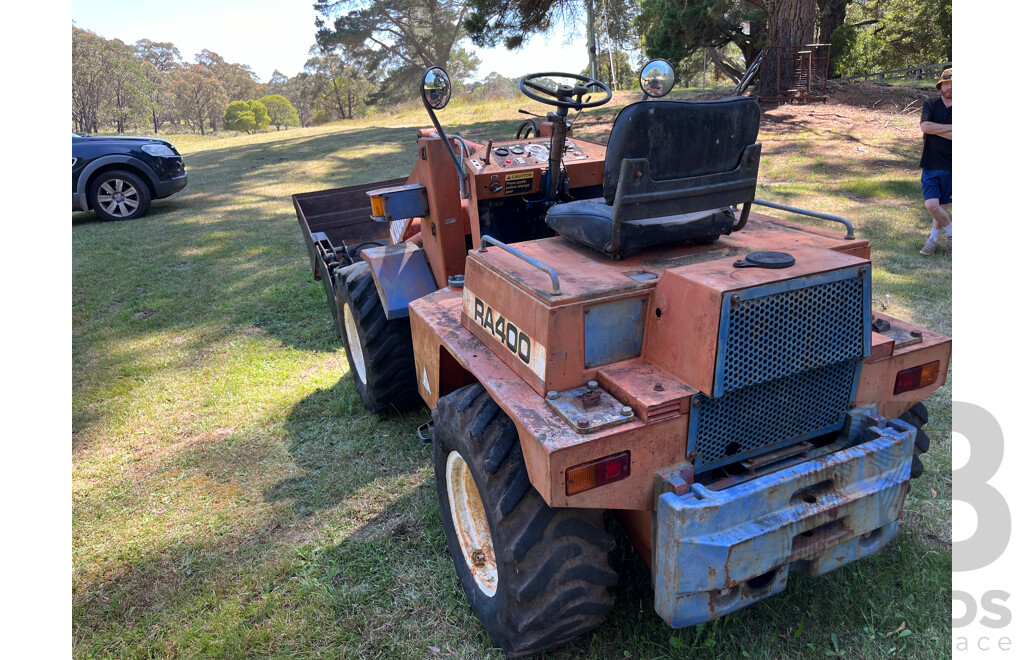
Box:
[919,97,952,170]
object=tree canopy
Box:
[259,94,301,130]
[639,0,766,75]
[314,0,480,103]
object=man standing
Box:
[919,67,952,256]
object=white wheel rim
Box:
[446,450,497,597]
[342,302,367,384]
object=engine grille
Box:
[691,360,859,472]
[690,267,869,473]
[716,273,867,396]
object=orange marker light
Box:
[370,195,386,219]
[566,452,631,496]
[893,360,941,394]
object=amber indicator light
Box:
[370,195,386,219]
[566,452,631,496]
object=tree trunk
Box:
[816,0,848,45]
[761,0,816,45]
[608,42,617,91]
[750,0,817,96]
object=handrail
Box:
[478,235,562,296]
[752,199,855,239]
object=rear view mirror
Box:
[640,59,676,99]
[421,67,452,110]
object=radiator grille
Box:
[717,274,866,396]
[692,360,859,472]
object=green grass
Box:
[73,89,951,658]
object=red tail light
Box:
[893,361,940,394]
[566,452,631,496]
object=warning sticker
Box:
[504,171,534,195]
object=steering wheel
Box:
[519,72,612,110]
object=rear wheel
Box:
[337,261,420,413]
[433,383,618,657]
[898,402,931,479]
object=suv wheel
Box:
[88,170,151,221]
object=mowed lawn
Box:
[72,89,952,659]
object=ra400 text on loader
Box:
[293,61,950,657]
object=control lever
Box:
[484,139,492,164]
[518,109,544,118]
[569,97,591,125]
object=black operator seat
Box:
[545,97,762,258]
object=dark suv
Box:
[72,134,188,221]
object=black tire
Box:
[432,384,618,657]
[515,119,540,140]
[87,169,151,221]
[898,402,931,479]
[336,261,420,413]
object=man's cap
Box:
[936,68,952,90]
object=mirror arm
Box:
[422,102,469,199]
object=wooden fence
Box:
[837,62,951,83]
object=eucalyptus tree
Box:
[103,38,153,133]
[304,47,373,119]
[170,63,227,135]
[135,39,182,133]
[72,26,109,134]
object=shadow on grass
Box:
[267,376,429,517]
[293,484,468,655]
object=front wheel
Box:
[336,261,420,413]
[87,169,151,221]
[433,384,618,657]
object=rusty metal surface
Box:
[406,136,471,287]
[597,359,696,423]
[854,318,951,420]
[410,290,692,511]
[646,247,868,397]
[545,383,634,434]
[292,179,402,272]
[653,419,914,628]
[468,215,869,307]
[866,331,895,364]
[870,312,928,350]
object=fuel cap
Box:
[734,251,796,269]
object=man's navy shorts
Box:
[921,169,952,204]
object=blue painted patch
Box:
[653,418,915,628]
[584,297,646,368]
[362,244,437,319]
[367,184,429,222]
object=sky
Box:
[71,0,590,83]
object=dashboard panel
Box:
[467,137,607,200]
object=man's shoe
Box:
[945,235,951,257]
[920,236,938,255]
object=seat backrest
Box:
[602,97,761,207]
